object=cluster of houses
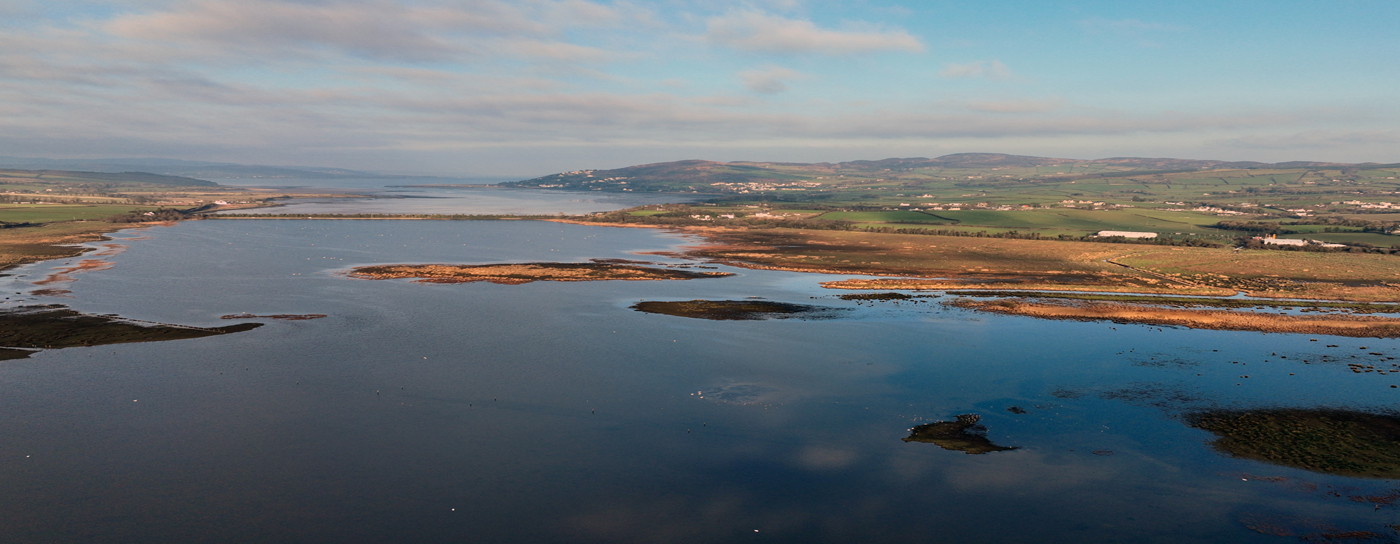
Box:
[1343,200,1397,209]
[1191,206,1250,216]
[707,180,823,193]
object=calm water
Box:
[1,219,1398,543]
[211,178,701,215]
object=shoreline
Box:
[951,298,1400,338]
[0,220,150,274]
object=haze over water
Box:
[2,191,1398,542]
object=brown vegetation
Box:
[652,226,1398,301]
[347,262,732,284]
[951,298,1400,338]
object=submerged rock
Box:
[902,414,1018,454]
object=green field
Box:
[814,210,947,223]
[811,208,1230,237]
[0,204,151,223]
[1297,232,1400,246]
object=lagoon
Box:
[1,218,1397,543]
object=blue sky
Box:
[2,0,1397,176]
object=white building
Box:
[1095,231,1157,239]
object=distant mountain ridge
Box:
[502,153,1379,193]
[0,168,218,187]
[0,156,436,180]
[779,153,1356,171]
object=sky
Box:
[2,0,1398,177]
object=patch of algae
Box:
[1190,409,1400,479]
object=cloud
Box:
[939,60,1013,80]
[739,66,804,94]
[966,98,1064,113]
[706,10,924,54]
[102,0,636,63]
[106,0,462,62]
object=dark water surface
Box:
[2,220,1399,543]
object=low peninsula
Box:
[346,262,733,284]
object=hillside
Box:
[0,169,218,187]
[0,156,434,180]
[501,153,1365,194]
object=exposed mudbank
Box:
[631,300,846,321]
[221,313,327,320]
[902,414,1018,454]
[837,292,918,301]
[347,262,732,285]
[1189,409,1400,479]
[0,348,37,361]
[0,305,262,360]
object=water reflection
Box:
[0,219,1397,542]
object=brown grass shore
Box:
[0,221,150,274]
[952,298,1400,338]
[546,221,1400,302]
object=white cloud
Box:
[939,60,1013,80]
[106,0,462,62]
[739,65,804,94]
[706,10,924,54]
[102,0,636,63]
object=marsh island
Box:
[347,261,733,284]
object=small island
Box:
[346,262,733,284]
[631,299,844,320]
[0,305,262,360]
[902,414,1018,454]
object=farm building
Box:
[1095,231,1157,239]
[1255,236,1347,248]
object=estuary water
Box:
[210,178,701,215]
[2,218,1399,543]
